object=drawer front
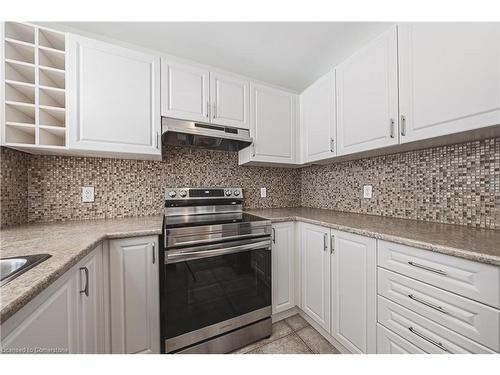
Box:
[378,267,500,351]
[378,240,500,308]
[378,296,496,353]
[377,324,425,354]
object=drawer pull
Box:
[408,294,447,314]
[409,326,448,352]
[408,261,447,276]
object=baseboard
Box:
[296,308,351,354]
[271,307,299,323]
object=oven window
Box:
[164,248,271,340]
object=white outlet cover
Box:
[82,186,95,203]
[260,187,267,198]
[363,185,373,199]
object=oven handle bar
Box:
[166,239,271,264]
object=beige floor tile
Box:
[284,314,309,331]
[231,320,293,354]
[248,333,312,354]
[296,326,340,354]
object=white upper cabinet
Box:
[161,60,210,123]
[210,71,250,129]
[330,230,376,353]
[68,34,161,158]
[301,71,336,162]
[398,23,500,143]
[336,25,399,155]
[240,83,297,165]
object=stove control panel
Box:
[165,188,243,200]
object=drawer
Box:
[378,267,500,351]
[378,240,500,308]
[377,324,425,354]
[378,296,496,353]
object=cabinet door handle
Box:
[330,234,335,254]
[156,132,160,149]
[400,115,406,136]
[152,242,156,264]
[213,102,217,119]
[206,101,210,118]
[408,326,448,352]
[407,261,447,276]
[272,228,276,244]
[79,267,89,297]
[252,144,256,157]
[323,233,328,252]
[408,294,447,314]
[330,138,335,153]
[390,118,395,138]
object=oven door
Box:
[163,236,272,352]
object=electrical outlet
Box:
[363,185,373,199]
[260,187,267,198]
[82,187,95,203]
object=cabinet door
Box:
[272,222,295,314]
[398,23,500,143]
[109,236,159,354]
[68,34,161,157]
[331,230,376,353]
[301,71,336,162]
[1,272,79,353]
[336,25,399,155]
[78,243,104,354]
[162,60,210,122]
[249,83,297,164]
[300,223,330,331]
[210,71,249,129]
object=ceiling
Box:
[52,22,394,91]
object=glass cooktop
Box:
[164,212,268,229]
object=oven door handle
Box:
[166,239,271,263]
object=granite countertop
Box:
[0,215,163,324]
[246,207,500,267]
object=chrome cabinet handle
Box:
[152,242,156,264]
[323,233,328,252]
[79,267,89,297]
[252,144,256,157]
[272,228,276,244]
[400,115,406,136]
[407,261,447,276]
[330,138,335,153]
[408,294,447,314]
[330,234,335,254]
[213,102,217,119]
[206,101,210,118]
[156,132,160,149]
[390,118,395,138]
[408,326,448,352]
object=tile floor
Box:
[232,314,340,354]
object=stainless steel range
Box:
[161,188,272,354]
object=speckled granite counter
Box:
[0,215,163,323]
[245,207,500,267]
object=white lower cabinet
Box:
[330,230,377,353]
[377,324,425,354]
[109,236,160,354]
[0,244,103,354]
[299,222,331,331]
[272,222,295,314]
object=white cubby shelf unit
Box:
[2,22,67,148]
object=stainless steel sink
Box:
[0,254,51,286]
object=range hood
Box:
[161,117,253,152]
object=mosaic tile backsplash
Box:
[0,146,300,226]
[1,137,499,229]
[301,138,500,229]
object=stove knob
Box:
[233,190,240,196]
[225,190,232,196]
[168,190,177,198]
[179,190,187,198]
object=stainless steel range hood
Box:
[162,117,252,151]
